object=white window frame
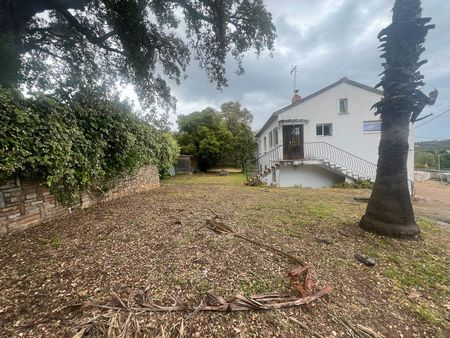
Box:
[269,131,273,148]
[316,123,333,136]
[339,98,348,113]
[363,120,382,133]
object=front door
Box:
[283,124,304,160]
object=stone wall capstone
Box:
[0,165,159,236]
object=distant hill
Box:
[415,139,450,153]
[415,139,450,170]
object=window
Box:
[339,98,348,113]
[273,128,278,146]
[269,131,273,148]
[263,136,267,151]
[316,123,332,136]
[259,140,261,153]
[363,120,382,133]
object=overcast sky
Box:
[126,0,450,141]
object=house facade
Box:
[255,77,414,189]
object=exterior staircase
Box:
[255,142,415,193]
[256,142,377,181]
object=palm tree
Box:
[360,0,437,237]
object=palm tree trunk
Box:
[359,0,434,237]
[360,112,419,236]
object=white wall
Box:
[279,82,382,164]
[257,81,415,182]
[257,119,280,157]
[279,165,344,188]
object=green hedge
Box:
[0,88,179,204]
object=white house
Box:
[255,77,415,189]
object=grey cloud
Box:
[169,0,450,139]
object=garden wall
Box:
[0,165,159,236]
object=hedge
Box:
[0,88,179,204]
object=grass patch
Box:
[39,234,62,249]
[417,217,436,232]
[308,202,335,219]
[414,305,444,325]
[163,173,246,186]
[238,274,285,295]
[385,254,449,293]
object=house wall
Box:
[279,165,345,188]
[258,119,280,157]
[257,81,415,182]
[279,82,382,164]
[0,165,160,236]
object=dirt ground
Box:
[413,180,450,224]
[0,174,449,338]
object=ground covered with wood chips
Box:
[1,173,449,338]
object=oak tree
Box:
[0,0,275,121]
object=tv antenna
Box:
[290,65,298,92]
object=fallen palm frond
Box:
[73,211,332,337]
[83,265,330,314]
[205,216,306,265]
[74,265,331,337]
[287,316,326,338]
[330,314,385,338]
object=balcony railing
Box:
[257,142,376,179]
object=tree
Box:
[0,0,275,121]
[220,102,257,173]
[177,107,233,171]
[415,150,437,169]
[360,0,437,237]
[176,102,256,172]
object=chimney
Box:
[292,89,301,103]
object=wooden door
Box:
[283,125,304,160]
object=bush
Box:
[333,179,374,189]
[0,88,179,204]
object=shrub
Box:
[333,179,374,189]
[0,88,178,204]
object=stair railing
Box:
[256,141,414,195]
[302,142,377,180]
[256,145,282,172]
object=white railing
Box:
[256,142,415,194]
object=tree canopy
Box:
[0,0,276,122]
[176,102,256,172]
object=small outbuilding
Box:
[173,155,198,174]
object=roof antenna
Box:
[290,65,301,103]
[290,65,298,92]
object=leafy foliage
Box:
[415,150,450,170]
[1,0,275,123]
[176,102,257,172]
[373,0,437,120]
[0,88,179,204]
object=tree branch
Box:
[169,0,214,24]
[52,7,121,54]
[32,45,65,60]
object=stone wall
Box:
[0,165,159,235]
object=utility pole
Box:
[437,152,444,184]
